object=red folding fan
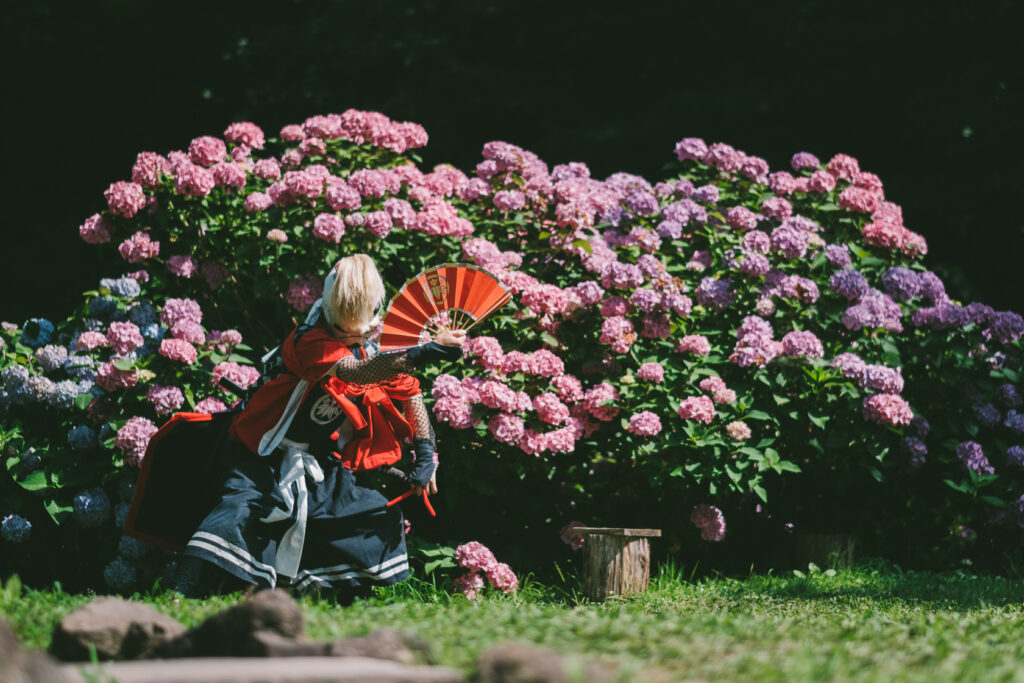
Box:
[378,263,512,350]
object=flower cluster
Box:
[452,541,517,599]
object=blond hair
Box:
[325,254,386,333]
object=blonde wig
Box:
[323,254,386,335]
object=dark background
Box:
[4,0,1022,327]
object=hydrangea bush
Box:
[3,110,1023,587]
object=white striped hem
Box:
[186,532,277,584]
[293,555,409,591]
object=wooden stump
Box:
[574,527,661,601]
[795,533,855,568]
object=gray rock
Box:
[60,656,465,682]
[326,628,431,665]
[474,642,616,683]
[49,597,186,661]
[154,588,304,658]
[1,620,74,683]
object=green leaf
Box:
[540,332,560,348]
[571,238,593,254]
[943,478,969,494]
[979,495,1007,508]
[75,393,94,411]
[112,358,135,372]
[228,354,254,364]
[776,460,802,473]
[808,414,829,429]
[44,498,73,525]
[17,470,48,491]
[752,484,768,503]
[745,410,771,421]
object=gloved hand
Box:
[406,341,463,368]
[408,438,437,488]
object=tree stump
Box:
[795,533,856,568]
[574,527,661,601]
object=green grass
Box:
[4,561,1024,681]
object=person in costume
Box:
[170,254,464,597]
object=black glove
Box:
[406,341,463,368]
[408,438,437,488]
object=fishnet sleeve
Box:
[327,350,415,383]
[402,394,435,443]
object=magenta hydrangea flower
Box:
[114,416,158,467]
[158,339,197,365]
[628,411,663,436]
[188,136,227,166]
[456,541,497,573]
[223,121,265,149]
[285,275,321,311]
[166,254,198,278]
[96,362,138,392]
[106,321,144,356]
[454,571,485,600]
[676,335,711,355]
[781,331,824,359]
[147,385,185,416]
[678,395,715,424]
[862,393,913,426]
[726,206,758,230]
[160,298,202,328]
[636,362,664,383]
[691,504,726,541]
[195,397,229,413]
[118,232,160,263]
[104,181,147,218]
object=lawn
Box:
[3,560,1024,681]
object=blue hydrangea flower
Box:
[22,376,56,404]
[118,535,149,560]
[1,514,32,543]
[65,355,96,381]
[35,345,68,373]
[103,557,137,592]
[68,425,98,450]
[0,389,10,414]
[73,487,111,528]
[81,318,106,332]
[977,404,1001,428]
[48,380,80,410]
[114,502,131,529]
[100,276,142,299]
[88,298,118,321]
[128,301,159,327]
[1,366,29,390]
[140,323,165,340]
[19,318,54,348]
[20,447,41,472]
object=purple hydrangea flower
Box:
[903,436,927,470]
[917,271,946,303]
[881,267,921,302]
[692,185,720,204]
[656,220,682,239]
[743,230,771,254]
[695,277,735,311]
[100,276,142,299]
[824,244,852,267]
[863,365,904,394]
[911,302,968,330]
[842,289,903,333]
[1004,411,1024,434]
[832,353,867,381]
[68,425,98,450]
[986,312,1024,344]
[791,152,821,171]
[770,225,809,259]
[35,345,68,373]
[625,190,659,216]
[1006,445,1024,468]
[830,269,868,301]
[998,384,1022,409]
[956,441,994,475]
[976,403,1001,427]
[738,252,770,276]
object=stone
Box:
[49,597,186,661]
[154,588,304,658]
[326,628,430,665]
[474,642,617,683]
[1,620,75,683]
[60,656,465,682]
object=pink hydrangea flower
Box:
[167,254,198,278]
[195,397,229,413]
[211,361,261,390]
[79,214,113,244]
[96,362,138,392]
[456,541,497,573]
[160,298,202,327]
[243,192,273,212]
[699,377,727,394]
[147,385,185,416]
[636,362,665,383]
[76,331,108,351]
[560,521,586,550]
[174,163,216,197]
[527,350,565,378]
[534,393,571,425]
[678,395,716,424]
[313,213,346,242]
[364,210,393,238]
[518,428,549,456]
[159,338,197,365]
[599,316,636,354]
[485,562,518,594]
[691,504,726,541]
[454,571,485,600]
[212,162,247,190]
[414,197,473,237]
[488,413,525,444]
[433,398,476,429]
[114,416,158,468]
[781,331,824,359]
[628,411,663,436]
[106,321,143,356]
[200,261,229,290]
[118,232,160,263]
[188,136,227,166]
[224,121,265,148]
[677,335,712,355]
[552,375,583,403]
[862,393,914,426]
[726,421,752,441]
[131,152,171,188]
[267,228,288,243]
[712,389,737,405]
[253,159,281,180]
[104,181,147,218]
[286,275,320,311]
[583,382,620,421]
